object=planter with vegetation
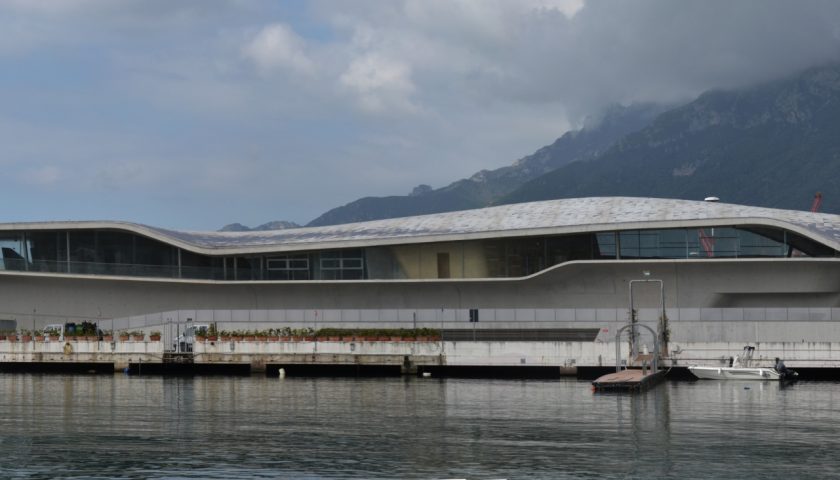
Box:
[312,328,441,341]
[207,324,218,341]
[46,328,61,341]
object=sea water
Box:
[0,374,838,479]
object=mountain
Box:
[219,220,300,232]
[219,223,251,232]
[500,64,840,212]
[306,103,666,226]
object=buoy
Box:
[278,368,286,378]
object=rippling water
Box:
[0,373,838,479]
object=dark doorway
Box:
[437,252,450,278]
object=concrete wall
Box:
[0,338,163,371]
[191,339,840,369]
[385,241,488,279]
[1,337,837,369]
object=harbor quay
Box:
[1,334,839,377]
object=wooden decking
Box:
[592,368,666,392]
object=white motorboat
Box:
[688,346,797,381]
[688,365,781,380]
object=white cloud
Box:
[242,23,314,76]
[339,53,419,114]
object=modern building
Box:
[1,196,839,364]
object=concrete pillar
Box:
[400,355,417,375]
[250,358,266,373]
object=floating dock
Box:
[592,368,666,392]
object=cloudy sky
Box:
[2,0,840,229]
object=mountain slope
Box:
[306,103,666,226]
[500,64,840,212]
[219,220,300,232]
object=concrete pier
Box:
[0,338,163,372]
[1,338,840,376]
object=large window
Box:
[136,235,177,277]
[620,230,688,259]
[617,227,807,259]
[181,249,222,280]
[266,255,310,280]
[28,232,67,272]
[0,233,25,271]
[319,250,365,280]
[595,232,617,259]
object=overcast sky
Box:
[2,0,840,229]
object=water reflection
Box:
[0,374,838,479]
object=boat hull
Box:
[688,366,781,380]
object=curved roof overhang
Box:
[1,197,839,256]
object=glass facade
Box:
[0,225,834,281]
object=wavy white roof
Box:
[2,197,840,255]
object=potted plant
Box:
[33,329,45,342]
[20,329,33,342]
[278,327,291,342]
[118,331,130,342]
[302,327,315,342]
[219,330,231,342]
[131,331,145,341]
[289,328,302,342]
[207,324,218,342]
[102,330,114,342]
[149,331,161,342]
[327,328,341,342]
[45,328,60,341]
[6,330,18,342]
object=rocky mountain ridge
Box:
[219,221,300,232]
